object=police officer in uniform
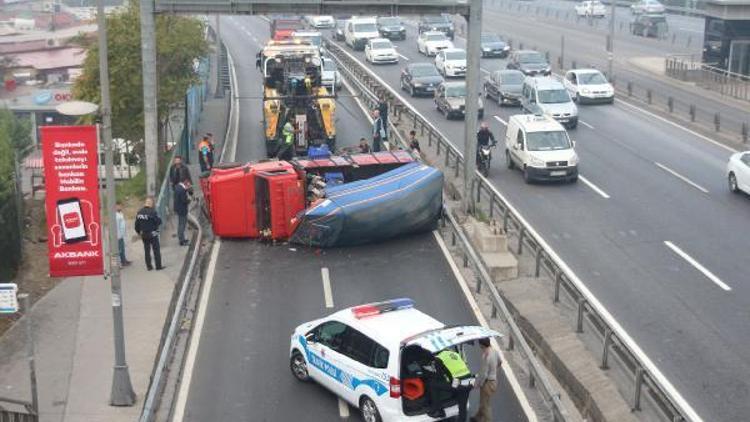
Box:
[425,349,475,421]
[134,197,164,271]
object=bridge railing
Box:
[324,36,701,422]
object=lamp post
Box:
[54,0,136,406]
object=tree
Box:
[72,4,208,160]
[0,109,33,158]
[0,113,23,279]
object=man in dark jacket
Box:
[377,98,389,136]
[168,155,192,188]
[173,178,191,246]
[134,197,164,271]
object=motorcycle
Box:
[477,143,495,176]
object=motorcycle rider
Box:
[476,121,496,167]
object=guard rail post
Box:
[535,249,543,277]
[600,329,613,370]
[667,96,674,113]
[576,299,586,333]
[516,227,525,255]
[742,123,748,143]
[633,367,645,411]
[714,113,721,132]
[647,89,652,104]
[689,104,696,122]
[554,272,562,303]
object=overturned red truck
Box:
[202,151,444,247]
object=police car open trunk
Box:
[398,326,500,417]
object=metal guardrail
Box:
[324,36,702,422]
[0,397,36,422]
[666,55,750,103]
[326,39,567,421]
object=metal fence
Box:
[324,36,702,422]
[666,55,750,102]
[155,57,211,221]
[0,397,36,422]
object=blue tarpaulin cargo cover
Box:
[289,162,444,247]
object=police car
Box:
[289,298,500,422]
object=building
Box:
[702,0,750,75]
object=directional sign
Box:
[0,283,19,314]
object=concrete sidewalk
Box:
[0,95,227,422]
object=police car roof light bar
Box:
[352,298,415,319]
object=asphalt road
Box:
[180,16,528,422]
[478,0,749,136]
[326,19,750,422]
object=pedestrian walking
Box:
[198,135,214,173]
[174,178,191,246]
[408,130,421,154]
[168,155,192,188]
[372,109,386,152]
[134,197,164,271]
[116,202,131,267]
[471,337,501,422]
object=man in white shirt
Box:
[116,202,131,267]
[472,337,501,422]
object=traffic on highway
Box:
[174,4,748,422]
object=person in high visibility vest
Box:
[277,121,296,161]
[424,349,475,421]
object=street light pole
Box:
[608,0,616,82]
[96,0,136,406]
[462,0,482,213]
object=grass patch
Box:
[116,167,146,203]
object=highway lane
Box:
[327,26,750,421]
[180,16,529,422]
[475,4,749,136]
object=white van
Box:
[520,76,579,129]
[289,298,500,422]
[505,114,579,183]
[345,17,380,51]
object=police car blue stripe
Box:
[299,336,388,396]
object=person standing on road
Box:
[174,178,191,246]
[372,109,386,152]
[471,337,501,422]
[116,202,131,267]
[168,155,192,188]
[198,135,214,173]
[134,197,164,271]
[377,98,389,137]
[426,349,474,421]
[277,121,296,161]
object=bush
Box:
[0,116,21,280]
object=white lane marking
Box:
[338,398,350,418]
[172,240,221,421]
[493,115,508,126]
[432,231,538,422]
[321,267,334,308]
[579,120,595,129]
[476,175,706,422]
[579,175,611,199]
[396,52,410,61]
[615,98,739,154]
[654,162,709,194]
[664,241,732,291]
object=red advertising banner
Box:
[41,125,104,277]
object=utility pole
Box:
[607,0,616,82]
[462,0,482,213]
[97,0,136,406]
[140,0,158,197]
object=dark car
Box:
[333,19,348,41]
[434,81,484,120]
[400,63,444,97]
[377,16,406,40]
[630,14,668,38]
[506,50,551,76]
[418,15,454,40]
[480,34,510,58]
[484,69,525,106]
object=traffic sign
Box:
[0,283,19,314]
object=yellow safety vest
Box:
[436,350,471,380]
[282,124,294,144]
